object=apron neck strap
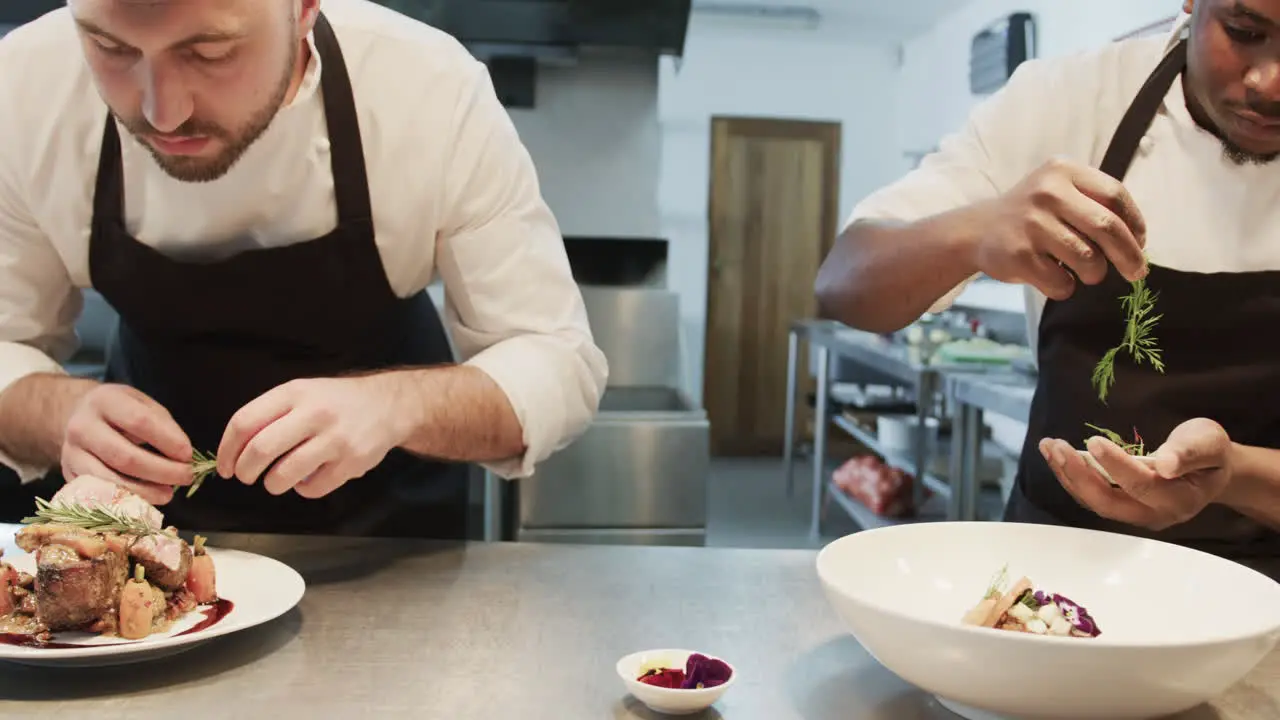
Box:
[310,12,374,226]
[1099,38,1188,181]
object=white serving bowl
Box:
[616,648,736,715]
[816,521,1280,720]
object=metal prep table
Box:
[945,372,1037,521]
[3,526,1279,719]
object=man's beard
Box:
[1220,138,1280,166]
[115,54,296,183]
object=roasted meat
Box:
[4,475,215,640]
[33,543,129,631]
[49,475,164,529]
[129,533,192,591]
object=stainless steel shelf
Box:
[824,480,948,532]
[831,413,952,499]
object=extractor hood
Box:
[380,0,692,58]
[2,1,692,58]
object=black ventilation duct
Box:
[969,12,1037,95]
[414,0,691,56]
[0,0,61,24]
[3,1,692,58]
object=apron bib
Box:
[81,13,470,537]
[1004,38,1280,573]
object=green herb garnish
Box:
[984,564,1010,600]
[188,449,218,498]
[1084,423,1149,456]
[21,497,159,536]
[1090,270,1164,404]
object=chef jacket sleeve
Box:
[0,115,81,482]
[433,59,608,480]
[844,52,1099,312]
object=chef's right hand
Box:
[61,384,194,505]
[966,156,1148,301]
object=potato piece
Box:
[119,565,157,640]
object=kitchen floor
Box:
[705,456,859,549]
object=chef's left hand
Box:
[216,375,413,498]
[1040,418,1233,531]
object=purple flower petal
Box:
[1051,593,1101,637]
[681,653,733,689]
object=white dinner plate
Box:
[0,545,305,667]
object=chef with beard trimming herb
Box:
[815,2,1280,573]
[0,0,607,537]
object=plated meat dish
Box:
[0,476,218,644]
[961,565,1101,638]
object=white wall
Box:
[507,51,662,240]
[659,17,905,403]
[898,0,1180,315]
[893,0,1181,451]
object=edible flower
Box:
[636,653,733,690]
[1052,593,1101,637]
[638,667,686,688]
[681,653,732,689]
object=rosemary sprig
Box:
[188,449,218,498]
[1090,272,1165,404]
[21,497,159,536]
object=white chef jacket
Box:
[847,13,1280,351]
[0,0,608,482]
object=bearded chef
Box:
[815,2,1280,571]
[0,0,608,537]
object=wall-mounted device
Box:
[969,12,1037,95]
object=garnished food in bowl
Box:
[637,652,733,689]
[0,475,220,645]
[961,565,1101,638]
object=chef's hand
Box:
[1039,418,1233,531]
[970,156,1149,301]
[216,375,412,498]
[62,384,194,505]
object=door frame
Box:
[703,115,843,455]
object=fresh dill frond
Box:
[984,564,1009,600]
[1090,271,1165,403]
[1084,423,1148,456]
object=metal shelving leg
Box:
[809,345,831,540]
[947,396,967,521]
[911,374,932,512]
[783,329,800,497]
[962,406,983,521]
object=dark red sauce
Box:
[176,598,234,637]
[0,598,234,650]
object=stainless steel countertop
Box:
[946,372,1037,424]
[2,529,1278,719]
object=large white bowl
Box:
[816,521,1280,720]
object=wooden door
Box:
[705,116,841,456]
